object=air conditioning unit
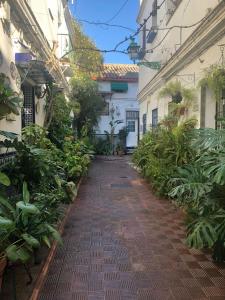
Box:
[0,2,10,21]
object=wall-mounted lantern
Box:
[127,37,161,70]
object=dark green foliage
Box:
[133,120,225,262]
[133,118,196,195]
[70,74,105,137]
[0,123,93,265]
[0,183,62,263]
[92,137,111,155]
[48,93,73,147]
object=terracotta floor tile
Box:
[38,157,225,300]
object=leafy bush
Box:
[64,140,91,180]
[133,118,196,195]
[0,182,62,263]
[0,123,93,268]
[135,123,225,262]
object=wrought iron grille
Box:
[22,85,35,127]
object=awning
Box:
[16,60,54,84]
[111,82,128,92]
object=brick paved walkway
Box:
[39,157,225,300]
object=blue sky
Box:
[69,0,139,64]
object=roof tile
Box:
[97,64,139,82]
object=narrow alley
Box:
[39,157,225,300]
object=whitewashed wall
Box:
[138,0,223,132]
[96,81,139,135]
[0,8,21,138]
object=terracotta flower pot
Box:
[0,257,7,292]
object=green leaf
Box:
[16,247,31,263]
[0,196,16,218]
[46,224,62,245]
[0,172,10,186]
[42,235,51,248]
[22,182,30,203]
[21,233,40,248]
[6,245,19,262]
[16,201,40,214]
[0,216,14,229]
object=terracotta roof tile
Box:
[97,64,139,82]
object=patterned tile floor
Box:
[39,156,225,300]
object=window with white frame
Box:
[127,120,136,133]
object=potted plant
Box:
[159,80,196,117]
[115,144,124,156]
[159,80,196,104]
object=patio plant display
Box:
[64,139,92,181]
[159,80,196,117]
[168,128,225,262]
[133,118,197,195]
[0,125,93,293]
[0,182,62,262]
[133,117,225,262]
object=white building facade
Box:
[95,64,139,150]
[0,0,74,138]
[137,0,225,136]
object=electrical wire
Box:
[113,0,167,51]
[145,14,208,53]
[145,15,208,32]
[61,47,128,59]
[61,12,207,59]
[105,0,129,23]
[77,18,135,32]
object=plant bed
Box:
[0,179,83,300]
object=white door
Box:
[126,119,138,148]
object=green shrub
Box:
[132,119,225,262]
[133,118,196,195]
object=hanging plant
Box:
[0,73,22,119]
[159,80,196,105]
[199,65,225,102]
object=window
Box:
[22,85,35,128]
[126,111,139,120]
[216,89,225,129]
[111,82,128,93]
[147,0,157,43]
[143,113,147,134]
[127,120,135,133]
[152,108,158,129]
[152,0,158,28]
[101,102,109,116]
